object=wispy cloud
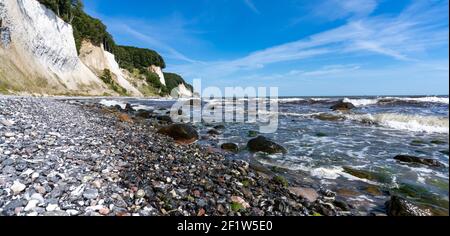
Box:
[315,0,379,21]
[173,0,448,81]
[243,0,260,14]
[289,0,379,27]
[239,64,362,81]
[116,23,197,63]
[83,7,201,63]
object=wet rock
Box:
[247,136,287,154]
[385,196,432,216]
[312,113,345,122]
[221,143,239,153]
[207,129,221,136]
[343,167,392,183]
[288,187,319,202]
[330,101,355,111]
[156,115,173,123]
[136,110,152,119]
[124,103,134,113]
[394,155,445,168]
[157,124,199,144]
[247,130,259,138]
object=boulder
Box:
[124,103,134,113]
[207,129,221,136]
[288,187,319,202]
[394,155,444,168]
[136,110,152,119]
[331,101,355,111]
[221,143,239,153]
[385,196,432,216]
[157,124,199,144]
[247,136,287,154]
[312,113,345,121]
[156,115,173,123]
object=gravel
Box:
[0,97,352,216]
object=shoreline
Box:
[0,97,351,216]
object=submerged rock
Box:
[394,155,445,168]
[221,143,239,153]
[157,124,199,144]
[343,167,392,183]
[330,101,355,111]
[207,129,221,136]
[312,113,345,121]
[247,136,287,154]
[385,196,432,216]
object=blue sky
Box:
[85,0,449,96]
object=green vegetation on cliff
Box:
[115,46,166,70]
[164,72,193,93]
[100,69,128,96]
[36,0,191,97]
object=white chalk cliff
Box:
[148,65,166,86]
[0,0,191,97]
[172,83,193,98]
[0,0,108,95]
[79,40,143,97]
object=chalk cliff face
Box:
[172,83,193,98]
[0,0,191,97]
[0,0,107,95]
[148,65,166,86]
[79,40,143,97]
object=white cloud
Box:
[315,0,379,20]
[117,24,197,63]
[172,0,448,80]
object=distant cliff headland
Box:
[0,0,193,97]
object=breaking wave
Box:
[345,113,449,133]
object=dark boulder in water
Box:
[136,110,152,119]
[343,167,392,183]
[124,103,134,113]
[207,129,221,136]
[394,155,445,168]
[157,124,199,144]
[221,143,239,153]
[330,101,355,111]
[156,115,173,123]
[247,136,287,154]
[385,196,432,216]
[312,113,345,122]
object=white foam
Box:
[343,98,379,107]
[346,113,449,133]
[99,99,126,109]
[394,96,449,105]
[310,167,344,180]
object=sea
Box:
[100,95,449,215]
